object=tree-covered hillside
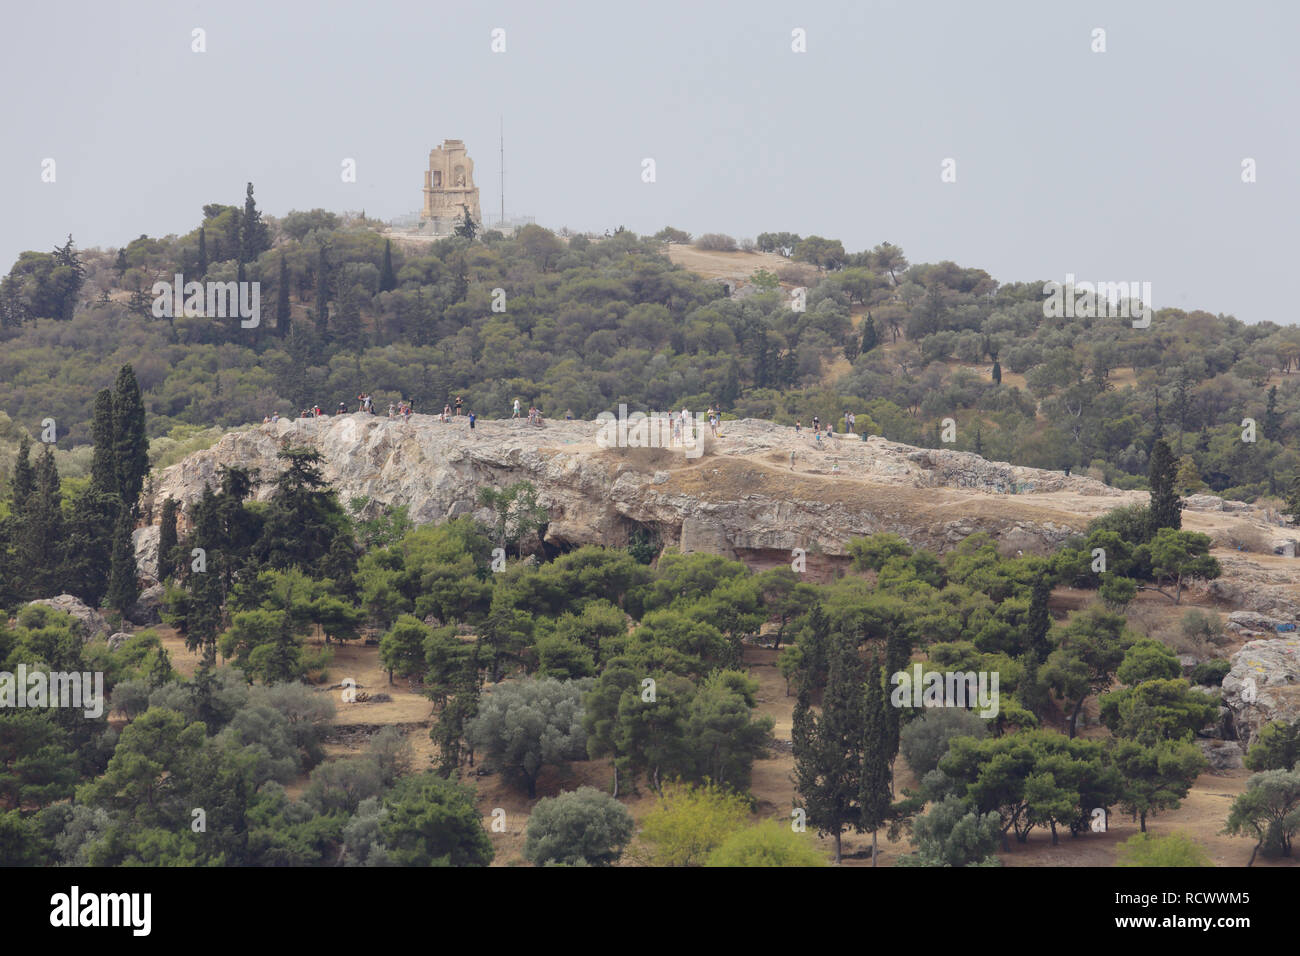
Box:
[3,190,1299,503]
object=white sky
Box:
[3,0,1297,323]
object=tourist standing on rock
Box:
[795,420,801,434]
[469,411,477,433]
[388,403,395,419]
[455,396,463,416]
[338,402,347,415]
[565,409,574,420]
[513,398,521,418]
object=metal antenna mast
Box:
[499,115,505,226]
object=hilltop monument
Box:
[421,139,481,233]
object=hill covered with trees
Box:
[3,190,1300,507]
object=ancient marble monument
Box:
[421,139,481,232]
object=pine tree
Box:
[197,227,208,278]
[240,182,271,262]
[50,235,85,320]
[158,497,179,582]
[380,239,397,293]
[114,249,128,278]
[276,253,291,337]
[111,365,149,516]
[106,509,138,613]
[861,313,879,355]
[454,205,478,240]
[793,631,866,864]
[859,658,892,867]
[1148,438,1182,533]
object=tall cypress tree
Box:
[861,313,878,354]
[793,632,866,864]
[183,484,224,655]
[992,359,1002,385]
[10,435,34,517]
[106,509,139,613]
[379,239,397,293]
[1265,385,1281,441]
[276,253,291,337]
[111,365,149,516]
[197,227,208,278]
[88,388,117,499]
[333,284,364,353]
[1026,573,1052,663]
[68,389,120,606]
[859,657,892,867]
[22,446,65,598]
[314,244,330,342]
[883,629,909,765]
[1148,438,1182,533]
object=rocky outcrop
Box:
[134,414,1297,602]
[126,583,166,627]
[1198,739,1245,773]
[136,416,1124,575]
[24,595,110,643]
[1220,638,1300,751]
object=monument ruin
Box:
[421,139,481,234]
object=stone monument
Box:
[421,139,481,233]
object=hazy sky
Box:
[3,0,1297,323]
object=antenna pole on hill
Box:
[499,115,505,226]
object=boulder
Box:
[1198,740,1245,773]
[107,632,132,651]
[1220,638,1300,751]
[1227,610,1293,636]
[24,595,110,643]
[126,583,165,627]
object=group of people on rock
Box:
[512,398,547,425]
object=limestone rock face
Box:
[1220,638,1300,751]
[24,595,110,643]
[134,415,1296,604]
[138,416,1119,575]
[1198,739,1245,773]
[133,525,160,584]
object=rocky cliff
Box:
[134,413,1299,610]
